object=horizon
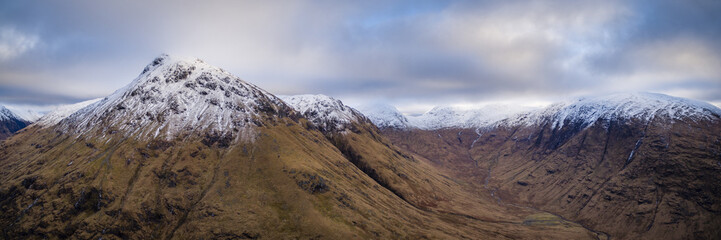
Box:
[1,1,720,115]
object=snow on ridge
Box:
[35,98,102,127]
[0,105,40,122]
[358,92,721,131]
[60,54,283,141]
[0,106,21,122]
[280,94,363,131]
[534,92,721,128]
[1,106,43,122]
[355,103,410,129]
[408,104,535,130]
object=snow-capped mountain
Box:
[57,54,290,141]
[34,98,102,127]
[356,103,533,130]
[408,104,534,130]
[360,92,721,130]
[0,105,32,140]
[1,55,553,240]
[356,103,534,130]
[2,106,44,122]
[355,103,410,129]
[0,106,19,122]
[280,94,365,132]
[504,92,721,129]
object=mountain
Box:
[0,106,32,140]
[281,93,605,238]
[363,92,721,131]
[280,94,364,132]
[372,92,721,239]
[501,92,721,128]
[354,103,410,129]
[2,106,43,123]
[407,104,534,130]
[0,55,600,239]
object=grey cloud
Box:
[0,0,719,111]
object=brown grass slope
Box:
[0,114,602,239]
[383,117,721,239]
[320,117,602,239]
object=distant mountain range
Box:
[358,92,721,130]
[1,55,719,239]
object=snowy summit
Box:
[57,54,288,141]
[0,106,22,122]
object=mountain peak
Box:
[58,55,289,141]
[0,106,16,121]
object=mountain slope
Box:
[282,94,604,238]
[0,55,599,239]
[379,93,721,239]
[34,98,102,127]
[0,106,31,140]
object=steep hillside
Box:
[282,94,605,239]
[377,93,721,239]
[0,55,599,239]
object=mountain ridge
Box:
[360,92,721,131]
[0,54,601,239]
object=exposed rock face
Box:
[381,101,721,239]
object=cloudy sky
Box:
[1,0,720,114]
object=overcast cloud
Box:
[1,0,719,114]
